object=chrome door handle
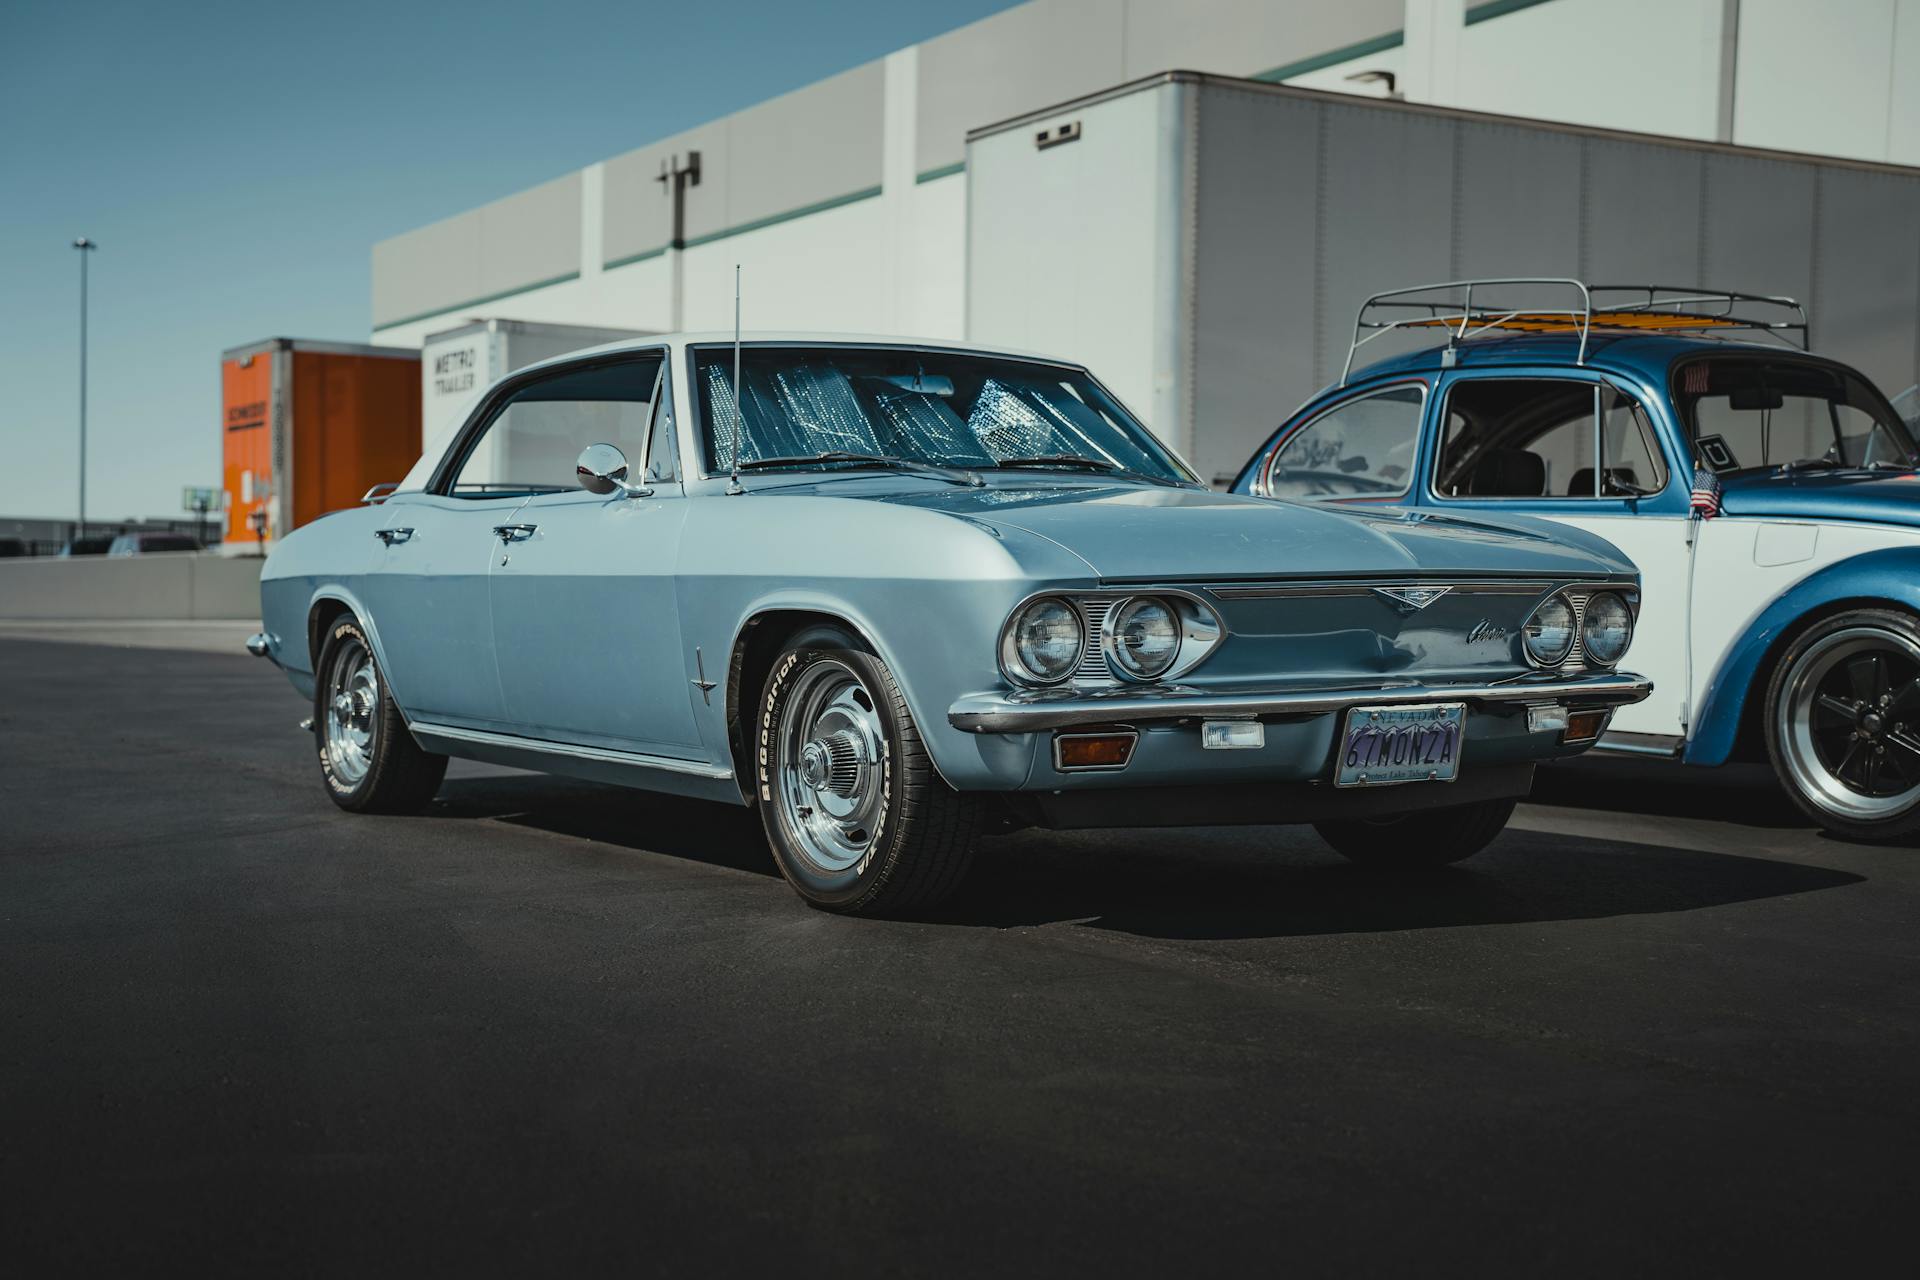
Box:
[374,527,414,545]
[491,523,537,542]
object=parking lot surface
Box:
[3,637,1916,1275]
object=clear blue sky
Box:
[0,0,1016,525]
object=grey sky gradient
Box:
[0,0,1015,525]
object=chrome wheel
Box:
[1777,626,1920,823]
[322,635,379,787]
[772,659,888,874]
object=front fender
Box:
[1687,546,1920,766]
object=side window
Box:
[1266,386,1424,500]
[1436,378,1666,499]
[446,355,663,496]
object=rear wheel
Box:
[1314,797,1516,868]
[313,614,447,814]
[1765,608,1920,841]
[755,625,980,914]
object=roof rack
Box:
[1340,278,1810,384]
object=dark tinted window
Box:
[1436,378,1667,498]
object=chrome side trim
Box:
[949,671,1653,734]
[409,721,735,780]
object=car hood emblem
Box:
[1373,585,1452,610]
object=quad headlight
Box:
[1106,597,1180,680]
[1580,592,1633,667]
[1001,597,1083,685]
[1523,595,1577,667]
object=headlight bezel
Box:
[998,596,1085,687]
[997,590,1225,689]
[1104,596,1181,681]
[1579,590,1633,667]
[1523,593,1578,668]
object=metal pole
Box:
[73,237,97,536]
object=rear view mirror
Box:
[1729,386,1784,411]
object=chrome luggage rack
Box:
[1341,278,1810,384]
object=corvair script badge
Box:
[1468,619,1509,643]
[1373,585,1452,610]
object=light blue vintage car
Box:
[248,333,1650,913]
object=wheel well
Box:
[307,597,353,669]
[724,609,871,798]
[1726,596,1916,762]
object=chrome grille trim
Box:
[1075,599,1116,683]
[1209,579,1555,600]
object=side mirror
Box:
[576,443,652,498]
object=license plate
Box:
[1334,703,1465,788]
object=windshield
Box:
[1674,357,1918,472]
[692,345,1194,485]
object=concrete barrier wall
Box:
[0,555,262,620]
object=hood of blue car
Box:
[875,482,1633,581]
[1718,469,1920,524]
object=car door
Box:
[482,350,704,758]
[357,487,527,730]
[1420,368,1693,743]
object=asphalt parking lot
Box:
[3,635,1916,1275]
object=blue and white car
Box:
[1236,280,1920,841]
[248,332,1649,913]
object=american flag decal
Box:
[1691,465,1723,519]
[1683,363,1710,394]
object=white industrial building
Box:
[370,0,1920,474]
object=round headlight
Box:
[1524,595,1577,667]
[1107,597,1180,680]
[1003,598,1082,685]
[1580,592,1632,666]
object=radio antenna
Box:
[726,264,745,495]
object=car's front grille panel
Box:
[1075,599,1115,684]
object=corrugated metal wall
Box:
[1188,79,1920,485]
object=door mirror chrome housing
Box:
[575,443,652,498]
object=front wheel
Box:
[755,625,980,914]
[1314,797,1516,868]
[313,614,448,814]
[1765,608,1920,841]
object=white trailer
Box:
[966,71,1920,486]
[420,318,649,442]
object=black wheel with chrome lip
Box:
[1765,608,1920,840]
[755,624,981,914]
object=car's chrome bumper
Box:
[947,670,1653,734]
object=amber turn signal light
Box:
[1054,731,1137,770]
[1563,709,1609,743]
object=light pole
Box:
[73,237,98,538]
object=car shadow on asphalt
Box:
[424,770,1863,941]
[1531,757,1810,828]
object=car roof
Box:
[512,331,1079,380]
[1347,329,1836,388]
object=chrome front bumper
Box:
[947,671,1653,734]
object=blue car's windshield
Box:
[1675,357,1919,472]
[692,345,1195,485]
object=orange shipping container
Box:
[220,339,421,547]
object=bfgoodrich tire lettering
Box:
[1313,796,1516,868]
[755,625,980,914]
[313,615,448,814]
